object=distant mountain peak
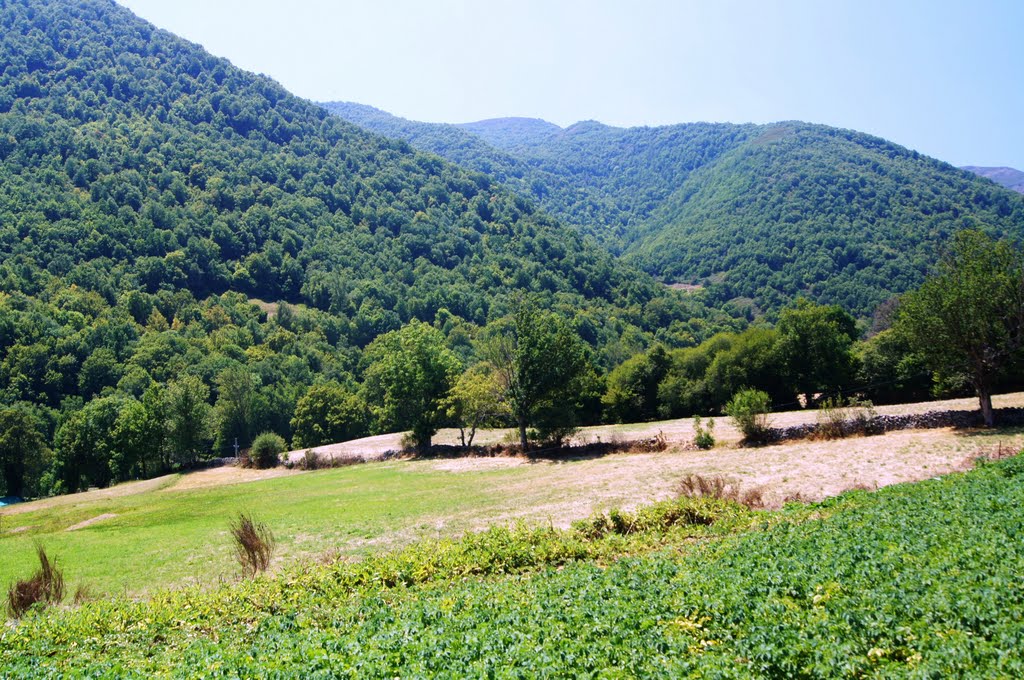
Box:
[455,117,562,149]
[962,166,1024,194]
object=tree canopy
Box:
[897,230,1024,426]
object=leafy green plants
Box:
[692,416,715,449]
[724,388,773,443]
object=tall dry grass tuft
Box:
[7,545,65,618]
[675,473,767,509]
[230,513,276,578]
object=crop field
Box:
[3,453,1023,676]
[3,393,1024,597]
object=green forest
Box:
[2,0,1024,503]
[326,105,1024,317]
[0,0,745,498]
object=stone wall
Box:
[765,408,1024,444]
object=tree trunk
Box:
[518,419,529,452]
[978,387,995,427]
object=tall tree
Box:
[362,321,462,451]
[291,382,369,449]
[0,406,49,498]
[214,367,258,453]
[479,298,589,450]
[165,375,215,466]
[775,298,858,404]
[898,230,1024,426]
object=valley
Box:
[2,0,1024,674]
[4,391,1022,596]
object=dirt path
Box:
[1,475,178,516]
[165,466,300,491]
[66,513,118,531]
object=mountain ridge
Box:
[962,166,1024,193]
[325,102,1024,317]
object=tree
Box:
[602,345,671,423]
[478,298,589,450]
[0,406,49,498]
[291,382,369,449]
[53,396,124,492]
[214,367,258,454]
[165,375,214,466]
[775,299,858,405]
[898,230,1024,427]
[444,363,508,447]
[363,321,462,451]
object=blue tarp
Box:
[0,496,24,507]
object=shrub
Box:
[249,432,286,469]
[7,546,65,618]
[289,449,361,470]
[724,388,772,443]
[230,513,275,578]
[693,416,715,449]
[816,396,878,439]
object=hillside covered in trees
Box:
[326,104,1024,317]
[0,0,742,497]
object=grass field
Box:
[3,451,1023,676]
[3,392,1024,597]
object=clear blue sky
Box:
[117,0,1024,169]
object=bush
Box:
[229,513,275,578]
[289,449,361,470]
[249,432,286,469]
[7,546,65,618]
[693,416,715,449]
[724,388,772,443]
[815,396,878,439]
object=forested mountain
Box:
[326,106,1024,318]
[0,0,740,494]
[963,166,1024,193]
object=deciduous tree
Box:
[898,230,1024,426]
[363,321,461,451]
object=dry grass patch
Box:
[7,546,64,618]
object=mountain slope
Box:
[963,166,1024,193]
[0,0,721,353]
[626,123,1024,315]
[322,103,756,252]
[326,106,1024,317]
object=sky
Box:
[116,0,1024,169]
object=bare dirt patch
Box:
[430,457,530,473]
[1,475,178,516]
[284,433,406,464]
[66,513,118,531]
[424,424,1024,530]
[166,466,301,492]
